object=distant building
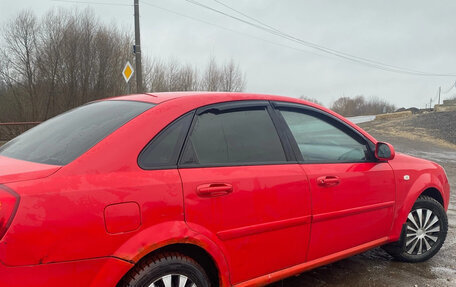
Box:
[435,99,456,112]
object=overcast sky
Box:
[2,0,456,108]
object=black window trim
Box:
[271,101,378,164]
[137,110,196,170]
[177,100,297,169]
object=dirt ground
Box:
[269,120,456,287]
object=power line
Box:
[441,80,456,94]
[140,1,330,59]
[53,0,456,77]
[184,0,456,77]
[187,0,433,75]
[58,0,331,61]
[147,0,454,77]
[52,0,131,6]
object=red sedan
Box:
[0,92,450,287]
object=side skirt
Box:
[234,237,390,287]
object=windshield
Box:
[0,100,154,165]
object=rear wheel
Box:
[383,195,448,262]
[120,252,211,287]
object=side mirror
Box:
[375,142,395,161]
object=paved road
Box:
[347,115,376,124]
[269,130,456,287]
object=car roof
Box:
[109,92,300,105]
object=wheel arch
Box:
[389,171,446,242]
[420,187,444,207]
[117,243,221,287]
[107,221,230,287]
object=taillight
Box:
[0,185,20,240]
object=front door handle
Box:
[196,183,233,197]
[317,176,340,187]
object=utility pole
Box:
[134,0,143,93]
[429,98,432,110]
[438,86,441,105]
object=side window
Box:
[139,112,193,169]
[181,107,286,165]
[279,109,370,163]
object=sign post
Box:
[122,61,134,94]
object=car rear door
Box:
[178,101,312,284]
[273,102,396,261]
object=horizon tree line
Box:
[0,8,246,123]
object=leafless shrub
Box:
[331,95,395,117]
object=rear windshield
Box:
[0,100,153,165]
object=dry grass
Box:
[360,116,456,150]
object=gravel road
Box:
[269,122,456,287]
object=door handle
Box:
[317,176,340,187]
[196,183,233,197]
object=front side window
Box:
[181,107,286,165]
[279,109,370,163]
[0,101,153,165]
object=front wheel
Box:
[383,195,448,262]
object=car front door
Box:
[274,102,396,261]
[178,101,312,284]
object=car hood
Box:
[0,155,61,184]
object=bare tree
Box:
[201,57,221,91]
[220,59,245,92]
[0,8,135,121]
[2,11,39,120]
[145,57,245,93]
[0,8,247,125]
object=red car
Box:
[0,92,450,287]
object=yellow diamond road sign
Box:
[122,61,134,83]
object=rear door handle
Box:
[317,176,340,187]
[197,183,233,197]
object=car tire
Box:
[382,195,448,262]
[120,252,211,287]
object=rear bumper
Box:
[0,257,133,287]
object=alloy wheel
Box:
[405,208,441,255]
[149,274,197,287]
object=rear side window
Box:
[279,109,370,163]
[181,107,286,166]
[0,101,153,165]
[139,112,194,169]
